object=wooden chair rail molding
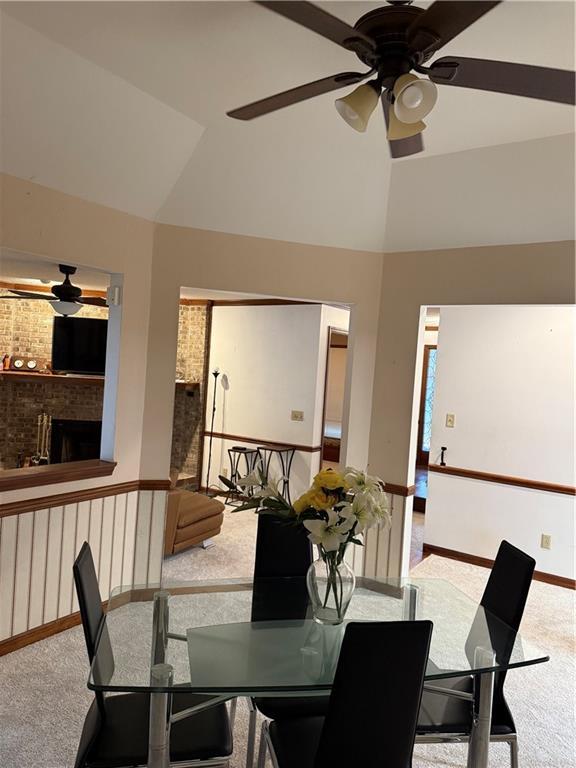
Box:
[203,430,322,453]
[423,543,576,590]
[0,478,171,518]
[428,464,576,496]
[384,482,415,497]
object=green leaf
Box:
[231,499,261,513]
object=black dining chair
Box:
[416,540,536,768]
[257,620,433,768]
[72,542,233,768]
[246,514,329,767]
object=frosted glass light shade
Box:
[393,74,438,124]
[51,300,81,316]
[386,106,426,141]
[335,82,380,133]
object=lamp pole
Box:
[205,368,220,495]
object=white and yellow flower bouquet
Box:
[236,466,391,622]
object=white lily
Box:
[253,475,284,499]
[238,468,264,488]
[344,467,383,496]
[238,469,285,499]
[340,489,391,533]
[303,510,355,552]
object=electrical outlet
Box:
[291,410,304,422]
[221,467,229,478]
[445,413,455,428]
[540,534,552,550]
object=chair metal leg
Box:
[246,701,258,768]
[466,650,495,768]
[509,736,519,768]
[228,697,237,732]
[257,721,269,768]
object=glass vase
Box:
[306,552,356,625]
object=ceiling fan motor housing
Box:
[353,5,434,79]
[52,264,82,301]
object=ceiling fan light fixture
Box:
[386,105,426,141]
[335,81,380,132]
[393,74,438,124]
[51,300,81,317]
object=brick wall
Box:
[0,293,107,469]
[170,303,209,486]
[0,292,209,477]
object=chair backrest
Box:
[73,542,115,710]
[253,513,312,578]
[466,540,535,724]
[315,621,433,768]
[481,540,535,632]
[73,542,105,661]
[251,514,313,622]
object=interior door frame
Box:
[321,326,349,466]
[416,344,437,468]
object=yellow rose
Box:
[293,492,310,515]
[312,468,349,492]
[307,488,337,511]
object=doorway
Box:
[321,327,348,469]
[414,311,439,514]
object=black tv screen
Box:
[52,317,108,375]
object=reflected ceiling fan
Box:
[0,264,107,316]
[227,1,576,157]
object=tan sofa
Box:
[164,483,225,556]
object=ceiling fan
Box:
[227,1,575,157]
[0,264,107,316]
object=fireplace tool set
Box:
[31,413,52,465]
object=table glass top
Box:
[89,577,548,694]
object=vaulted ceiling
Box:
[1,1,574,252]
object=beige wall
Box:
[372,241,576,486]
[2,173,575,578]
[141,223,383,485]
[368,241,575,576]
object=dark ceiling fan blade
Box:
[430,56,576,105]
[382,96,424,159]
[2,290,54,300]
[228,71,371,120]
[407,1,501,56]
[0,295,49,300]
[78,296,107,307]
[257,1,376,56]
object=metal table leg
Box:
[148,662,174,768]
[467,648,496,768]
[402,584,419,621]
[151,590,170,666]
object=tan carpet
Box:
[0,507,573,767]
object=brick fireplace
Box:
[0,292,106,469]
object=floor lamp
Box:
[205,368,220,495]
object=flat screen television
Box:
[52,316,108,375]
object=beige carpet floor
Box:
[0,507,574,767]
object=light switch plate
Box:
[446,413,455,428]
[291,410,304,422]
[540,534,552,550]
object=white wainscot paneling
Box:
[0,489,167,644]
[361,493,408,580]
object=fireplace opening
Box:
[50,419,102,464]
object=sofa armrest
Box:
[164,490,181,557]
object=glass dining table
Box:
[89,576,548,768]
